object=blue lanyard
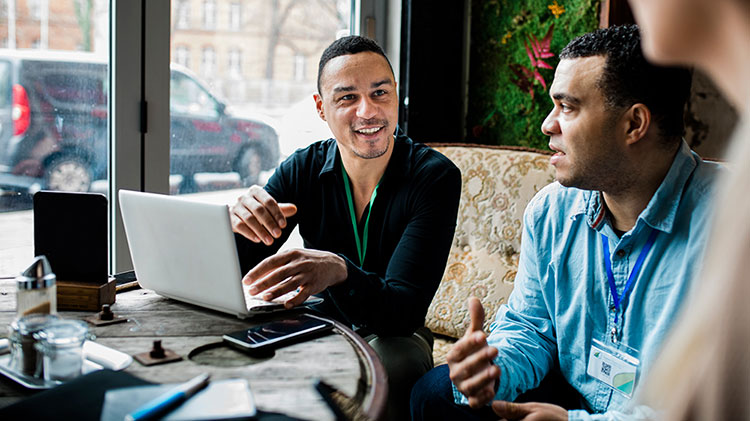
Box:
[601,228,658,325]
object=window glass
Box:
[169,0,350,197]
[0,1,110,277]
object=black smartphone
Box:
[223,314,334,352]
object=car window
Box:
[0,61,10,108]
[41,69,107,107]
[170,71,220,118]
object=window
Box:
[170,71,220,118]
[202,0,216,29]
[175,45,190,67]
[228,47,241,78]
[176,0,190,29]
[0,0,113,275]
[201,46,215,77]
[293,53,305,82]
[28,0,42,20]
[229,2,241,31]
[168,0,350,196]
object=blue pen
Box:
[125,373,211,421]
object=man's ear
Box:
[313,93,326,122]
[623,103,651,145]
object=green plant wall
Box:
[467,0,601,149]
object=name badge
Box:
[586,339,640,398]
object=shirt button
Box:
[616,249,626,258]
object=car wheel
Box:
[238,147,262,187]
[45,154,93,192]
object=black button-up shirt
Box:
[236,133,461,336]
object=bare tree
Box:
[264,0,347,80]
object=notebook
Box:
[118,190,321,318]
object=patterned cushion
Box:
[425,144,555,340]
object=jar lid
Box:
[11,313,61,336]
[16,255,56,290]
[34,319,89,347]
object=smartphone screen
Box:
[223,314,333,351]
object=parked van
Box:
[0,49,279,193]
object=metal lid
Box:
[16,255,56,290]
[10,313,61,337]
[34,319,89,347]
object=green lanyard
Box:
[341,163,379,267]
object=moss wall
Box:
[467,0,601,149]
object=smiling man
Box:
[229,36,461,420]
[411,25,722,421]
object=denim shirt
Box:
[453,141,721,420]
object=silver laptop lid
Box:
[119,190,249,317]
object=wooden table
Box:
[0,280,388,420]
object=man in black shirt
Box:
[229,36,461,419]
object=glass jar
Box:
[34,319,91,382]
[16,255,57,317]
[8,313,60,377]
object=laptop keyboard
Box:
[243,285,300,309]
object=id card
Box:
[586,339,640,397]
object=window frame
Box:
[111,0,170,272]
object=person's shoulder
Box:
[526,182,584,221]
[400,136,459,175]
[685,152,726,198]
[281,138,336,168]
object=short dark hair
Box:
[560,24,692,139]
[317,35,394,95]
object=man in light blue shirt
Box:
[411,25,722,420]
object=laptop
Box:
[118,190,322,318]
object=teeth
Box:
[357,127,381,134]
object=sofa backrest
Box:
[425,143,556,339]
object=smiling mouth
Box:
[354,126,384,135]
[354,126,385,136]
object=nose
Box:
[356,96,377,119]
[541,109,559,136]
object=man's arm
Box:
[452,194,559,405]
[233,159,302,274]
[326,159,462,335]
[491,401,657,421]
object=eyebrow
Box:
[332,79,393,94]
[371,79,393,88]
[552,93,581,105]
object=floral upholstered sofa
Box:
[425,144,556,365]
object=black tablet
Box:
[33,191,108,284]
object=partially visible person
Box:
[410,25,723,420]
[628,0,750,419]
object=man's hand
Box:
[230,185,297,245]
[492,400,568,421]
[243,248,348,308]
[447,297,500,408]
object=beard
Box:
[352,137,391,159]
[350,118,392,159]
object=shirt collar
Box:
[577,140,698,233]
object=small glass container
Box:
[8,313,60,377]
[34,319,91,382]
[16,255,57,317]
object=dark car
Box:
[0,49,279,194]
